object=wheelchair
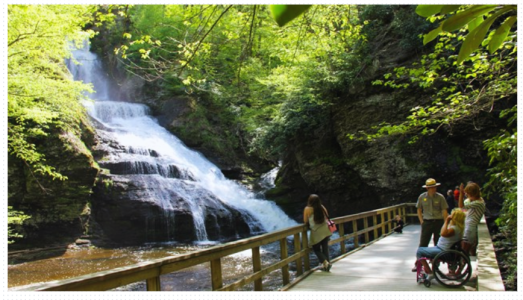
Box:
[417,241,472,288]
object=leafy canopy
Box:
[8,5,97,243]
[115,5,363,160]
[8,5,95,181]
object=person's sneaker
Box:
[326,262,332,272]
[322,261,329,271]
[411,267,417,272]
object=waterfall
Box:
[258,165,280,191]
[67,43,297,243]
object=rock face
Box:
[8,122,100,249]
[267,9,508,219]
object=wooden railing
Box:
[14,203,418,291]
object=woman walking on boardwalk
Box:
[303,194,333,272]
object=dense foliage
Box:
[8,207,30,244]
[113,5,365,161]
[7,5,96,242]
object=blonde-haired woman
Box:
[303,194,332,272]
[459,182,486,256]
[415,208,465,274]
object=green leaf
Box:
[457,8,509,64]
[269,5,312,27]
[441,5,462,14]
[423,24,442,45]
[442,5,497,32]
[488,16,517,53]
[415,5,443,17]
[467,15,484,32]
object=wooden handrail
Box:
[12,203,418,291]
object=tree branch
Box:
[8,20,41,47]
[237,5,257,90]
[178,5,232,76]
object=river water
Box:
[8,240,300,291]
[9,235,352,290]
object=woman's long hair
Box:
[307,194,325,224]
[450,208,466,233]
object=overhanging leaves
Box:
[441,5,497,32]
[457,6,512,64]
[269,5,312,27]
[423,24,442,45]
[488,15,517,54]
[467,15,484,32]
[440,5,462,14]
[415,5,443,17]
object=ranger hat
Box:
[422,178,441,188]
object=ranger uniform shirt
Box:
[416,192,448,220]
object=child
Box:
[393,215,404,233]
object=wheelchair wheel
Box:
[432,250,472,287]
[424,279,431,287]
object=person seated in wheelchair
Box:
[415,208,466,274]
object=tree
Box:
[8,5,96,242]
[8,5,95,181]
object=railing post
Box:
[339,223,346,254]
[210,258,222,291]
[380,212,386,237]
[363,217,369,243]
[388,210,393,232]
[392,208,397,230]
[252,246,262,291]
[146,276,161,291]
[373,215,378,241]
[402,206,406,223]
[280,238,290,286]
[302,228,310,271]
[352,220,359,248]
[293,233,303,276]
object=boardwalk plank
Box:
[288,225,478,291]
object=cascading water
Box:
[258,164,279,191]
[67,43,297,244]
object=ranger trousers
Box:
[419,219,444,247]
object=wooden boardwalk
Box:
[288,225,478,291]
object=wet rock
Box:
[7,122,100,250]
[75,239,91,245]
[90,173,260,245]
